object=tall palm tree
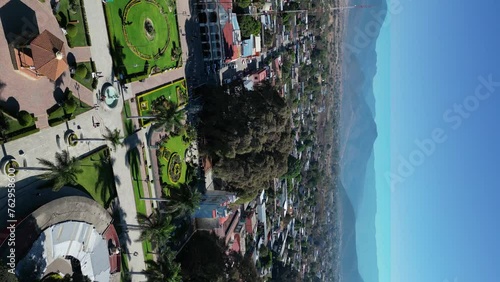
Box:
[102,127,124,150]
[164,183,201,217]
[137,209,175,245]
[150,103,185,134]
[36,150,82,191]
[143,250,182,282]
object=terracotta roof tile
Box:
[30,30,68,80]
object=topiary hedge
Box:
[63,98,77,115]
[67,24,78,38]
[17,110,33,126]
[75,64,88,78]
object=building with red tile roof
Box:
[15,30,68,81]
[252,69,267,84]
[245,210,257,235]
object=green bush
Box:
[239,15,261,38]
[75,64,88,78]
[64,99,77,115]
[17,110,33,126]
[67,24,78,38]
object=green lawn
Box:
[158,135,189,192]
[104,0,181,82]
[5,114,35,134]
[55,0,90,47]
[75,147,117,208]
[72,62,96,90]
[127,147,147,214]
[136,79,187,126]
[1,112,39,143]
[127,147,154,261]
[121,100,134,137]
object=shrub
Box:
[64,98,77,115]
[17,110,33,126]
[75,64,88,78]
[64,88,73,100]
[67,24,78,38]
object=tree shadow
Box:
[0,0,39,44]
[110,200,132,253]
[57,11,68,28]
[109,36,127,83]
[118,8,123,23]
[0,96,20,116]
[53,88,65,103]
[54,71,66,91]
[67,52,76,68]
[92,153,120,208]
[125,147,141,182]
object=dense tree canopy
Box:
[198,83,293,194]
[177,231,260,282]
[238,15,261,38]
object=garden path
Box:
[82,0,149,279]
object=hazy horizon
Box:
[341,0,500,281]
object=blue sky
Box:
[373,0,500,281]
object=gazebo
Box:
[14,30,68,80]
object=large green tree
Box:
[239,15,261,38]
[36,150,82,191]
[177,231,260,282]
[144,250,182,282]
[163,183,201,217]
[102,127,124,150]
[198,83,293,194]
[151,103,186,134]
[137,209,175,245]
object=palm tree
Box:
[143,250,182,282]
[137,209,175,245]
[128,103,185,134]
[163,183,201,216]
[36,150,82,191]
[150,103,185,134]
[102,127,124,150]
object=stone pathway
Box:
[69,47,92,63]
[82,0,147,279]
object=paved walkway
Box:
[70,47,92,63]
[82,0,147,280]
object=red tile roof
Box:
[103,224,121,274]
[252,69,267,83]
[30,30,68,80]
[223,22,240,62]
[230,236,240,253]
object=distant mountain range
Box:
[337,0,387,281]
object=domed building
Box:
[0,196,120,281]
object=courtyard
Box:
[104,0,182,83]
[0,0,94,129]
